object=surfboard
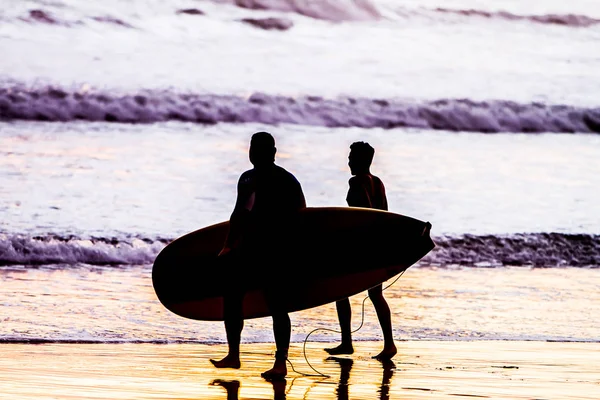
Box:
[152,207,435,321]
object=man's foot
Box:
[210,355,241,369]
[261,359,287,380]
[324,343,354,355]
[372,345,397,361]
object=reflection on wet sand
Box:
[326,356,395,400]
[211,379,241,400]
[328,357,353,400]
[212,377,288,400]
[211,356,396,400]
[1,341,599,399]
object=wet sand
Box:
[1,340,598,399]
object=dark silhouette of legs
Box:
[325,298,354,355]
[210,290,244,369]
[325,284,397,359]
[368,284,397,360]
[262,288,290,379]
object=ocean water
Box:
[1,0,599,346]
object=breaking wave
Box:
[431,8,600,28]
[1,232,598,268]
[212,0,381,21]
[426,233,600,268]
[2,86,599,133]
[0,234,168,267]
[8,2,600,28]
[9,1,380,26]
[12,8,136,28]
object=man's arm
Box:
[380,181,388,211]
[295,179,307,210]
[346,177,371,208]
[220,174,253,254]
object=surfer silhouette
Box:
[325,141,398,360]
[210,131,306,380]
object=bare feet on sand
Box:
[372,345,397,361]
[209,355,241,369]
[261,359,287,380]
[324,343,354,355]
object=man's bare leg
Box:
[325,298,354,355]
[369,285,397,360]
[261,312,290,379]
[210,293,243,368]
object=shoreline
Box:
[1,340,598,399]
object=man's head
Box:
[249,131,276,167]
[348,141,374,175]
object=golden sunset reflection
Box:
[1,341,598,399]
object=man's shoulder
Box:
[371,174,384,185]
[274,165,300,182]
[349,174,385,188]
[349,174,368,185]
[239,169,255,184]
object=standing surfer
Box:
[325,141,398,360]
[210,131,306,379]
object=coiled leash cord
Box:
[286,269,407,378]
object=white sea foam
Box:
[2,86,599,133]
[1,233,598,267]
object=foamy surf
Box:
[1,233,598,267]
[2,86,599,133]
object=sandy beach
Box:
[1,340,598,399]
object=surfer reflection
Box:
[326,356,396,400]
[210,379,240,400]
[210,131,307,380]
[378,359,395,400]
[326,357,353,400]
[211,378,288,400]
[209,359,395,400]
[325,141,398,360]
[269,377,288,400]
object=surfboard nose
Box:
[422,221,432,236]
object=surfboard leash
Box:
[287,269,407,378]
